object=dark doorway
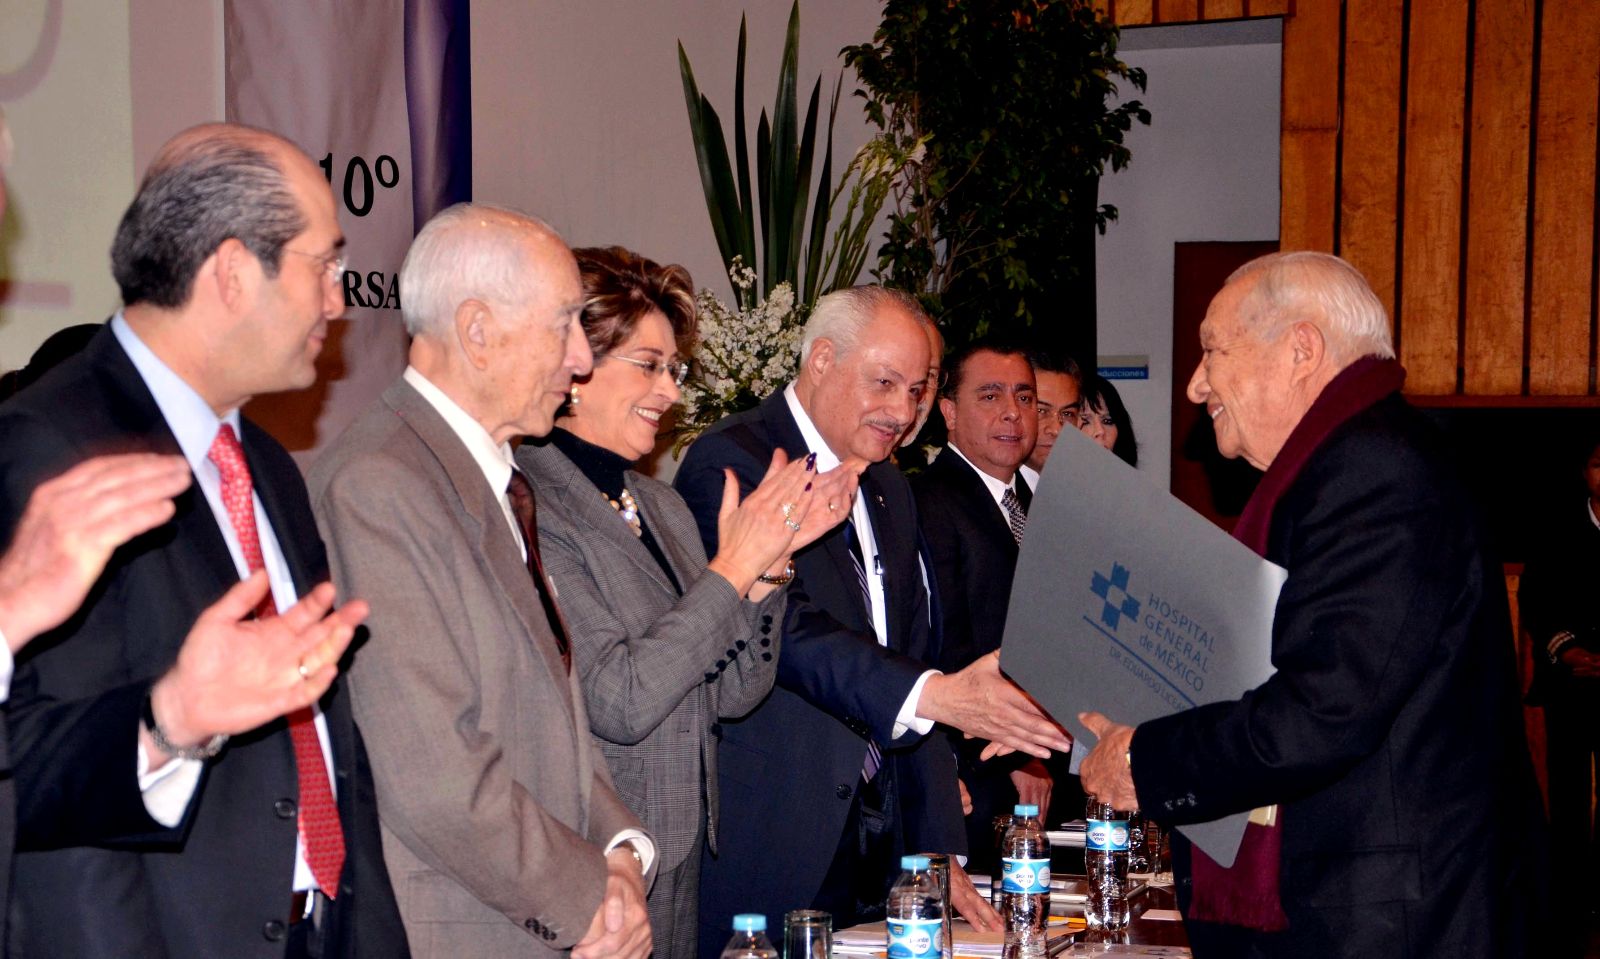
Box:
[1170,241,1278,532]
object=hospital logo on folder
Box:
[1090,562,1141,630]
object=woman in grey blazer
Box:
[518,246,857,959]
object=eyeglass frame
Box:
[601,352,691,387]
[282,247,348,284]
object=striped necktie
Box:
[844,518,883,782]
[1002,486,1027,545]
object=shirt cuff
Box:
[894,669,941,740]
[605,829,656,876]
[1548,630,1578,664]
[137,741,203,828]
[0,637,11,702]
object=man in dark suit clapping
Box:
[675,287,1073,951]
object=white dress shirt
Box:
[403,367,656,873]
[948,442,1026,514]
[783,383,936,740]
[113,315,335,893]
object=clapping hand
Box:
[0,454,191,650]
[144,576,367,761]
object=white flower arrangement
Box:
[672,257,805,455]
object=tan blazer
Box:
[309,379,649,958]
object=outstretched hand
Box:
[920,651,1072,759]
[0,453,192,650]
[1077,711,1139,811]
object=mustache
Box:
[866,417,907,435]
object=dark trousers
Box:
[813,773,898,928]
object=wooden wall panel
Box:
[1399,0,1469,395]
[1159,0,1201,21]
[1204,0,1246,18]
[1339,0,1403,324]
[1117,0,1155,26]
[1279,0,1339,251]
[1463,0,1535,395]
[1108,0,1598,399]
[1528,0,1600,395]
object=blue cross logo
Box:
[1091,562,1140,630]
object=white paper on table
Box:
[999,426,1287,867]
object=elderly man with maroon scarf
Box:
[1078,252,1545,958]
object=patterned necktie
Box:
[1002,486,1027,545]
[505,469,572,672]
[844,517,883,782]
[207,423,345,898]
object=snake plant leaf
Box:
[791,76,822,300]
[678,42,739,283]
[803,73,842,304]
[733,16,756,269]
[756,111,773,292]
[768,0,802,292]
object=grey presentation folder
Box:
[1000,426,1287,867]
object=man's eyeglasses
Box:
[283,248,347,284]
[603,353,691,387]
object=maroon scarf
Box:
[1185,355,1407,931]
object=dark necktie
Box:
[844,516,883,781]
[208,424,346,896]
[505,469,572,672]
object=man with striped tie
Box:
[675,288,1073,953]
[911,338,1060,874]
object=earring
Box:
[569,384,581,408]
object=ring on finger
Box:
[784,518,802,532]
[780,501,797,520]
[297,659,312,682]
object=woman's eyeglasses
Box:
[602,353,691,387]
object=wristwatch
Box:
[141,689,229,761]
[756,560,796,586]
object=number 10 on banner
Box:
[319,153,401,218]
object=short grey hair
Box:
[110,124,305,309]
[800,285,928,363]
[400,202,561,338]
[1227,251,1395,363]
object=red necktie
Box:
[208,423,346,898]
[505,469,572,672]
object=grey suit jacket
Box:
[517,441,781,873]
[309,379,649,958]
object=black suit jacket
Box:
[0,327,407,959]
[911,447,1033,868]
[674,391,965,955]
[1129,396,1543,958]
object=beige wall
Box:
[471,0,885,308]
[0,0,222,371]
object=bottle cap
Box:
[733,914,767,932]
[1014,804,1040,816]
[901,855,931,871]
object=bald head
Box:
[111,122,310,309]
[1226,251,1394,367]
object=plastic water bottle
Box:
[1085,797,1131,931]
[999,803,1050,959]
[720,914,778,959]
[885,855,944,959]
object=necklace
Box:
[604,488,642,537]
